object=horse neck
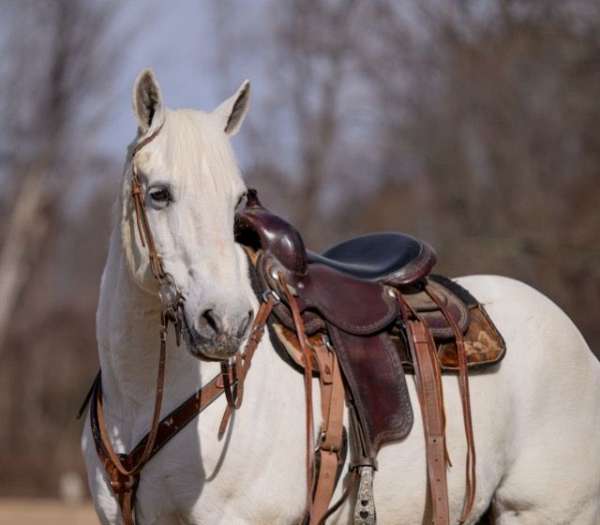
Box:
[96,227,216,419]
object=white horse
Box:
[82,69,600,524]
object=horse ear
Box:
[214,80,251,136]
[132,68,164,134]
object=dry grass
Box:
[0,499,97,525]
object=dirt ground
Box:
[0,499,98,525]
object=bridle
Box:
[83,124,276,525]
[129,123,184,323]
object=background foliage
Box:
[1,0,599,497]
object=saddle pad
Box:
[436,305,506,370]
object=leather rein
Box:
[80,125,276,525]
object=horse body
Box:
[83,70,600,524]
[372,274,600,524]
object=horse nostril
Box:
[197,309,224,338]
[237,310,254,338]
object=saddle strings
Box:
[425,285,476,524]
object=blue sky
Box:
[97,1,269,164]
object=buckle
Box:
[159,274,183,309]
[261,289,280,305]
[317,431,341,455]
[320,334,334,352]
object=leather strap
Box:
[91,316,170,525]
[406,319,450,525]
[309,339,346,525]
[426,285,476,523]
[218,296,277,437]
[90,368,226,525]
[130,124,167,282]
[89,296,275,524]
[274,274,346,524]
[278,275,316,513]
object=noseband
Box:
[81,125,276,525]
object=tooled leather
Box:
[290,264,399,335]
[260,256,398,336]
[266,269,468,340]
[256,254,326,335]
[329,328,413,457]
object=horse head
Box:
[120,69,254,361]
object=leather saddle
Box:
[235,189,505,522]
[236,190,504,452]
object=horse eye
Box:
[149,187,171,204]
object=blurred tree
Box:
[209,0,600,350]
[356,0,600,343]
[0,0,124,496]
[0,0,121,352]
[2,0,599,499]
[210,0,381,247]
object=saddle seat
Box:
[235,189,433,287]
[307,233,436,285]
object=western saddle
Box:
[235,189,506,525]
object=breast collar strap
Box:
[86,293,276,525]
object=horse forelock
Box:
[162,108,243,196]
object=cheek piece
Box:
[129,123,185,336]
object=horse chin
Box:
[182,329,240,362]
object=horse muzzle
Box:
[183,308,253,361]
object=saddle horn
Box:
[235,189,308,276]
